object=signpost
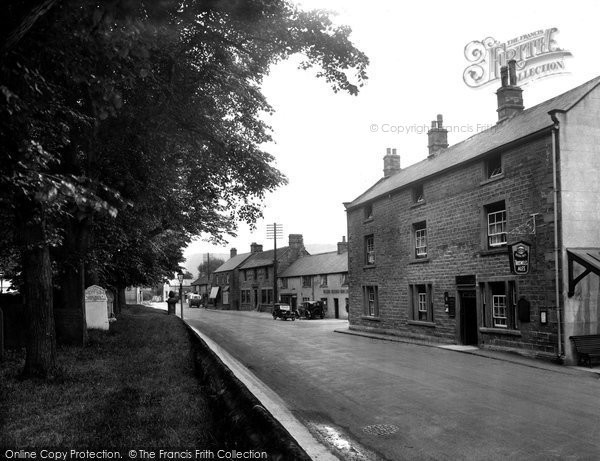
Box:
[509,241,531,275]
[177,272,184,319]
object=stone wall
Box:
[347,133,560,357]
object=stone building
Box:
[279,237,349,319]
[238,234,308,311]
[345,62,600,364]
[210,248,252,309]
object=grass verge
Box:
[0,304,219,449]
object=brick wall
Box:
[347,133,559,357]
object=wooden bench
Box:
[569,335,600,367]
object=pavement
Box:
[334,327,600,377]
[145,302,600,460]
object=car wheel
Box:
[291,316,295,321]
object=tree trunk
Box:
[53,214,87,345]
[117,286,126,312]
[19,204,57,378]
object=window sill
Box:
[409,257,430,264]
[363,264,376,270]
[479,327,521,336]
[407,320,436,328]
[480,173,505,186]
[478,248,507,257]
[361,315,381,321]
[410,201,426,209]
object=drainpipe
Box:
[550,113,563,360]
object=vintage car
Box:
[272,303,297,321]
[189,294,202,308]
[301,300,325,319]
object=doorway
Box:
[253,289,259,309]
[334,298,339,319]
[459,290,478,345]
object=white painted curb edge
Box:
[187,325,338,461]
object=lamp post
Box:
[0,271,3,294]
[177,273,184,320]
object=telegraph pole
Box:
[267,223,283,306]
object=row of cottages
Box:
[210,234,309,311]
[190,275,211,299]
[345,61,600,365]
[279,237,349,319]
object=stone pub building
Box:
[345,61,600,364]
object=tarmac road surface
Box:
[180,306,600,461]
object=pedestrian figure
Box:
[167,291,177,315]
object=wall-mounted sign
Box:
[509,241,531,275]
[444,292,456,318]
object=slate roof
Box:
[191,276,210,285]
[213,252,252,273]
[238,247,292,269]
[346,75,600,210]
[280,251,348,277]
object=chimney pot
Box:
[496,62,524,122]
[508,59,517,86]
[337,236,348,254]
[427,114,448,157]
[383,147,401,178]
[500,65,508,87]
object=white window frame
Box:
[320,274,328,287]
[492,294,507,328]
[486,153,503,178]
[415,226,427,258]
[418,292,427,315]
[302,275,312,287]
[367,287,376,316]
[365,235,375,265]
[362,285,379,317]
[487,209,507,247]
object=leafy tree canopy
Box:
[1,0,368,288]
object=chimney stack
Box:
[383,147,401,178]
[496,59,524,122]
[230,248,237,258]
[288,234,304,251]
[337,236,348,254]
[250,242,263,253]
[427,114,448,158]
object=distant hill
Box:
[305,244,337,255]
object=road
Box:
[179,306,600,461]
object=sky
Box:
[184,0,600,271]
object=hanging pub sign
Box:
[508,241,531,275]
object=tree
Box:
[0,0,369,378]
[197,258,226,280]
